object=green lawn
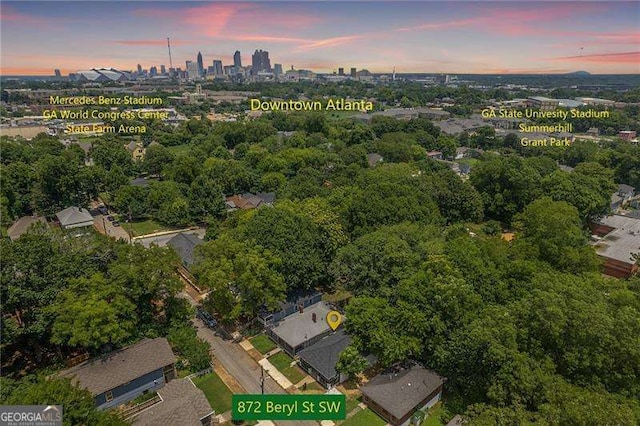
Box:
[128,219,170,237]
[342,408,386,426]
[345,396,361,414]
[192,372,233,414]
[268,352,307,384]
[421,403,447,426]
[249,334,277,355]
[167,144,193,156]
[299,381,324,393]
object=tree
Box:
[470,156,544,223]
[49,273,136,349]
[0,376,128,426]
[143,144,174,175]
[193,234,286,320]
[513,197,599,273]
[113,185,149,220]
[242,206,331,291]
[335,346,368,379]
[188,175,225,221]
[167,323,211,372]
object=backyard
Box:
[267,352,306,385]
[192,372,233,414]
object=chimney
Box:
[312,313,317,323]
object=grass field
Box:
[249,334,277,355]
[128,219,170,237]
[421,403,447,426]
[299,381,324,393]
[341,408,386,426]
[345,396,361,414]
[268,352,307,384]
[192,372,233,414]
[167,144,193,156]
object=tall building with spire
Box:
[197,51,204,77]
[233,50,242,67]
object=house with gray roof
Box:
[7,215,47,241]
[361,362,444,426]
[55,206,94,229]
[167,232,204,267]
[133,378,214,426]
[298,330,351,389]
[59,338,177,410]
[267,302,334,356]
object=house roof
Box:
[367,153,383,167]
[593,215,640,264]
[7,216,47,241]
[226,192,276,210]
[361,363,444,420]
[618,184,635,194]
[130,177,150,187]
[271,302,332,349]
[167,232,203,266]
[59,338,176,396]
[55,206,93,227]
[298,330,351,380]
[133,378,212,426]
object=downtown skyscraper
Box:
[197,51,204,77]
[251,49,270,74]
[233,50,242,68]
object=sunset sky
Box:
[1,1,638,75]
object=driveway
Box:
[194,319,318,426]
[94,214,130,242]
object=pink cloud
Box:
[113,39,192,46]
[298,35,366,50]
[549,51,640,64]
[1,5,57,25]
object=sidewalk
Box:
[258,358,293,390]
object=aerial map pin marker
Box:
[326,311,342,331]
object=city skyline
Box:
[1,1,638,76]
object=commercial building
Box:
[590,215,640,278]
[212,60,223,76]
[252,50,271,74]
[527,96,559,111]
[233,50,242,67]
[197,52,204,77]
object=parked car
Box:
[112,221,120,227]
[106,215,115,222]
[196,308,218,329]
[97,205,108,215]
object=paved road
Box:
[194,319,318,426]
